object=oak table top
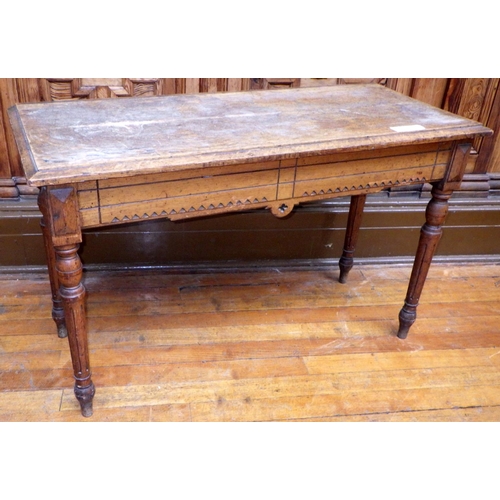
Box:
[8,84,491,187]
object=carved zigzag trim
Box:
[300,177,427,197]
[107,177,428,223]
[109,196,269,223]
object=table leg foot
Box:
[57,323,68,339]
[338,256,353,284]
[397,304,416,339]
[54,312,67,338]
[75,382,95,417]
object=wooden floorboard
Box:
[1,262,499,422]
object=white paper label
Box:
[390,124,426,132]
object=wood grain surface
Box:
[8,85,492,187]
[1,263,499,421]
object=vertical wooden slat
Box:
[411,78,449,108]
[216,78,227,92]
[386,78,414,96]
[475,81,500,173]
[241,79,251,91]
[0,79,22,177]
[161,78,177,95]
[443,79,467,114]
[200,78,219,93]
[38,78,53,102]
[15,78,41,104]
[471,79,499,172]
[227,79,242,92]
[185,79,200,94]
[0,80,12,180]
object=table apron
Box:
[76,142,453,229]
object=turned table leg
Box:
[55,243,95,417]
[39,190,67,338]
[397,141,471,339]
[40,216,68,338]
[38,185,95,417]
[397,185,452,339]
[339,194,367,284]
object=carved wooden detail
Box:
[198,78,250,93]
[301,78,388,88]
[444,78,491,120]
[250,78,301,90]
[76,144,452,228]
[11,77,253,104]
[443,78,498,159]
[39,78,164,101]
[338,78,387,86]
[458,79,490,121]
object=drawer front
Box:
[77,142,452,228]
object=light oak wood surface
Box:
[1,263,499,421]
[8,85,491,187]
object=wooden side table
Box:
[8,84,492,417]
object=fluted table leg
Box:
[55,243,95,417]
[339,194,367,284]
[38,185,95,417]
[397,185,452,339]
[40,216,67,338]
[38,190,67,338]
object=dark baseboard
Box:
[1,193,500,273]
[2,255,499,277]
